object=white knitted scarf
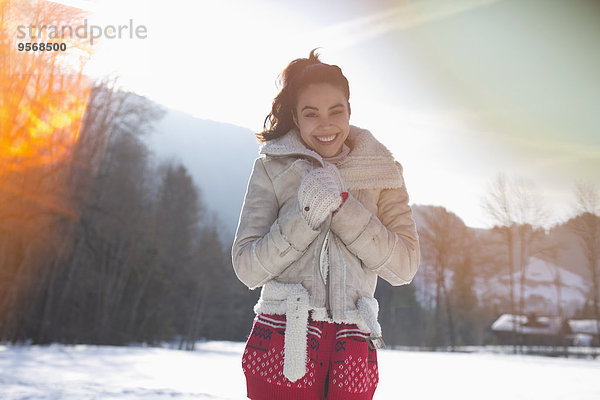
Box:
[259,125,404,190]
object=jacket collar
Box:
[259,126,323,165]
[259,125,403,190]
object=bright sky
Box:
[56,0,600,228]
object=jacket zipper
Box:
[325,243,331,320]
[319,230,332,320]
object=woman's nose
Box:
[318,116,332,127]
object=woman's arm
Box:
[232,157,321,289]
[329,164,420,286]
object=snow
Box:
[1,341,599,399]
[473,256,588,315]
[491,314,563,335]
[569,320,600,335]
[414,256,589,316]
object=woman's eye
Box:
[305,113,317,118]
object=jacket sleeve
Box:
[329,167,420,286]
[232,157,321,289]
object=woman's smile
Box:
[314,133,338,143]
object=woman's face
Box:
[293,83,350,158]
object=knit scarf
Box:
[259,125,404,190]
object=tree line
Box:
[0,80,258,347]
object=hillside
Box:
[476,256,587,316]
[412,205,592,316]
[145,109,259,239]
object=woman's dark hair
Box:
[256,48,350,142]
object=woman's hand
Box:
[298,164,345,229]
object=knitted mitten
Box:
[323,161,346,192]
[298,167,343,229]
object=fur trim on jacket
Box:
[259,125,404,190]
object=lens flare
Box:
[0,0,95,339]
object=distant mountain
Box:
[547,216,594,279]
[476,256,587,316]
[145,109,259,242]
[412,204,592,316]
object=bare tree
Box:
[482,174,549,352]
[482,175,519,350]
[546,247,564,319]
[570,182,600,338]
[450,228,479,346]
[417,206,468,349]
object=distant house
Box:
[567,320,600,346]
[490,313,571,346]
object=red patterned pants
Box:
[242,313,378,400]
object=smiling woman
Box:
[232,49,420,400]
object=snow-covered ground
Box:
[1,341,599,399]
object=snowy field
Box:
[1,341,599,399]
